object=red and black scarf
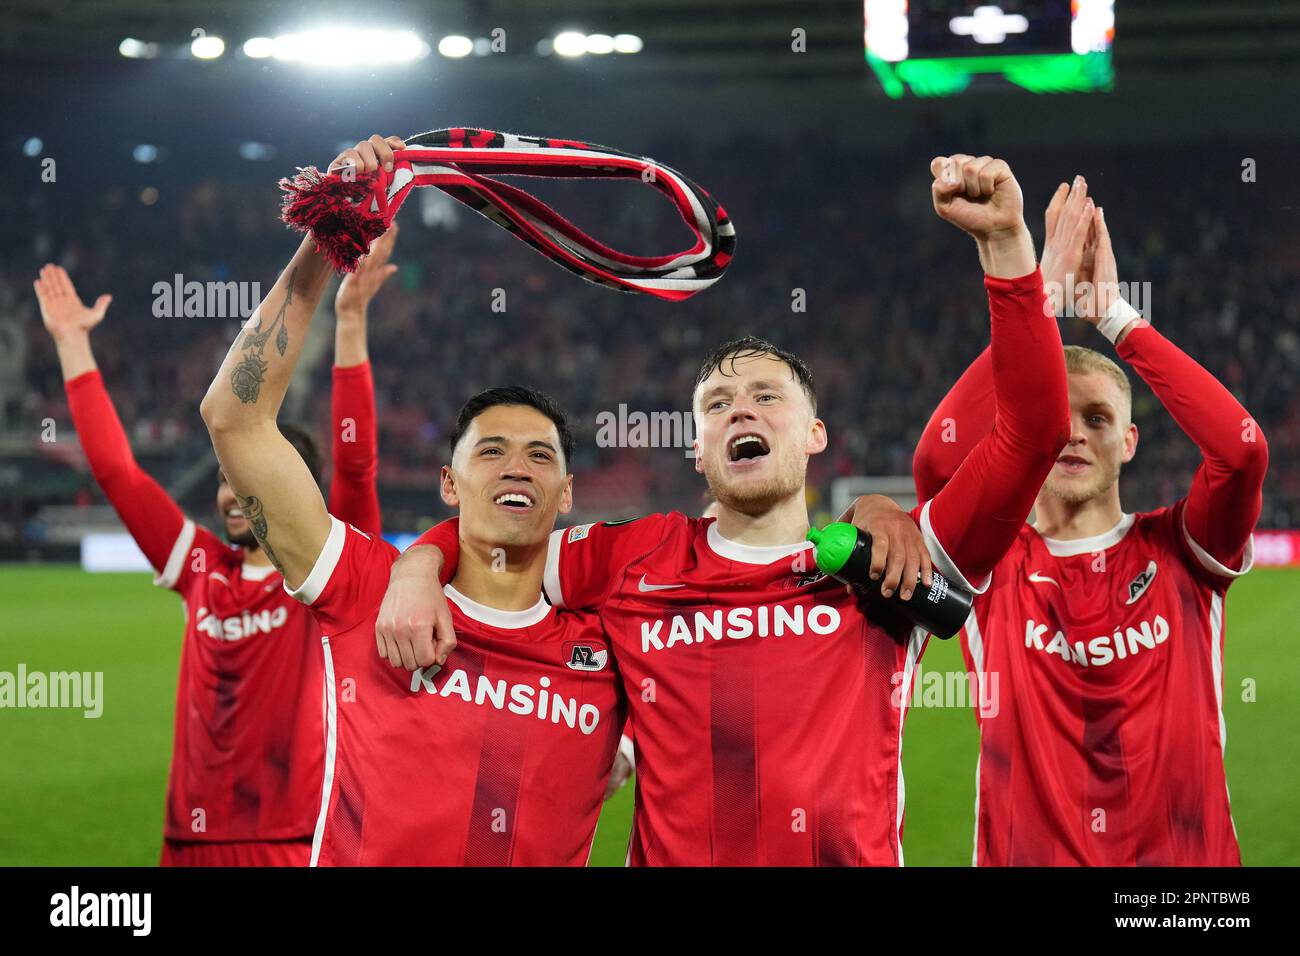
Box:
[280,127,734,301]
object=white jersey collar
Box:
[240,562,278,581]
[445,584,552,629]
[1036,513,1136,557]
[706,521,813,566]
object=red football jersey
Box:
[962,501,1251,866]
[541,505,977,866]
[155,519,324,843]
[290,517,625,866]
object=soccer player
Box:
[32,225,392,866]
[912,177,1269,865]
[200,134,628,866]
[378,153,1074,865]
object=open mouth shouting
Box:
[728,433,771,467]
[493,489,537,514]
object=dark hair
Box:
[695,336,817,412]
[449,386,575,466]
[278,422,322,486]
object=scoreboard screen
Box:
[865,0,1115,97]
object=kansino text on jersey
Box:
[408,667,602,735]
[640,605,843,653]
[1025,614,1170,668]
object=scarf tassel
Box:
[278,166,388,273]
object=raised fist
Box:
[930,154,1025,241]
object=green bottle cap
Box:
[806,522,858,575]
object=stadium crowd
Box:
[3,132,1297,537]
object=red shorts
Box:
[161,838,312,867]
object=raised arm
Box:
[200,134,405,590]
[1086,208,1267,569]
[34,265,194,575]
[328,224,399,536]
[920,154,1072,588]
[913,177,1096,502]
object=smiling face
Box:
[692,352,826,515]
[441,403,573,550]
[1041,370,1138,505]
[216,471,256,548]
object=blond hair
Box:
[1063,345,1132,420]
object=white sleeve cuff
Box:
[617,733,635,773]
[543,528,566,608]
[1182,513,1255,579]
[153,518,196,589]
[919,499,992,596]
[286,516,347,605]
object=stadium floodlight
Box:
[191,35,225,59]
[22,137,42,157]
[553,31,588,57]
[243,37,275,59]
[118,38,159,59]
[438,35,474,58]
[613,33,643,53]
[586,34,615,55]
[132,144,159,163]
[269,27,429,66]
[238,142,275,161]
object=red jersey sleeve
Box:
[286,515,399,634]
[1116,323,1267,574]
[543,515,674,610]
[328,361,382,536]
[64,369,230,590]
[409,518,460,586]
[912,347,995,502]
[923,269,1071,590]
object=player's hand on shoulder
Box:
[375,544,456,671]
[929,153,1026,241]
[33,264,111,340]
[329,134,407,177]
[842,494,933,601]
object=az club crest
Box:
[1126,560,1158,605]
[563,642,609,671]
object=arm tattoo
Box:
[236,493,284,574]
[230,267,295,404]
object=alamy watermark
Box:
[1044,277,1153,321]
[152,274,261,319]
[0,664,103,718]
[595,404,697,459]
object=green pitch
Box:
[1,565,1296,866]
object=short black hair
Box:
[449,386,575,467]
[278,422,322,486]
[695,336,817,412]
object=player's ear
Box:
[557,474,574,515]
[692,439,703,474]
[807,417,828,456]
[439,465,458,507]
[1123,423,1138,464]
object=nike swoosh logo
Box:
[1028,571,1061,588]
[638,575,685,592]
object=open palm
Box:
[34,264,111,339]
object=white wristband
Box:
[1096,298,1142,344]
